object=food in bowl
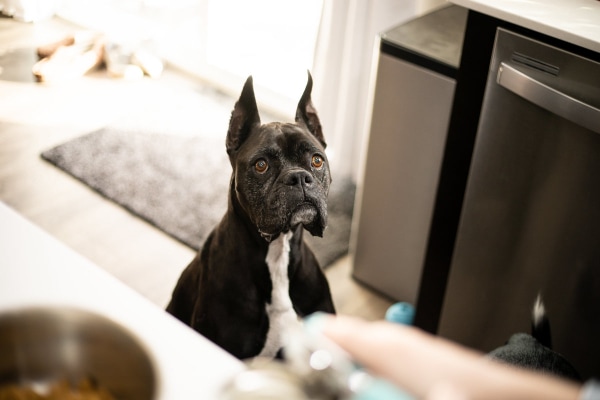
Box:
[0,377,115,400]
[0,307,156,400]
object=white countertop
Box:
[449,0,600,53]
[0,202,244,399]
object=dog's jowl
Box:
[166,72,336,359]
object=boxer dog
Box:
[166,72,335,359]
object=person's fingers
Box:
[426,382,470,400]
[318,315,581,400]
[321,314,475,376]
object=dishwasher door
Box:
[438,28,600,379]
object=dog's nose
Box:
[283,169,313,187]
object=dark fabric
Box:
[41,128,355,267]
[487,333,581,381]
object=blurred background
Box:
[5,0,445,180]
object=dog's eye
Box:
[311,155,324,169]
[255,159,268,173]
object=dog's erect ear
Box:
[227,76,261,155]
[295,71,326,148]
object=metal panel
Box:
[439,28,600,379]
[352,53,456,304]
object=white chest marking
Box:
[258,231,300,358]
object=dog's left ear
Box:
[227,76,261,155]
[295,71,326,148]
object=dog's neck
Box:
[227,179,265,244]
[258,231,300,358]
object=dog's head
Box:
[226,72,331,242]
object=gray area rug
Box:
[41,128,355,267]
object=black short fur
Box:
[166,72,335,359]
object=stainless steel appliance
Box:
[352,5,467,307]
[438,28,600,379]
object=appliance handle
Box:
[497,62,600,134]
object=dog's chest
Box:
[258,231,300,358]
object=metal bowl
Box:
[0,307,157,399]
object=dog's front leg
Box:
[190,293,270,359]
[289,265,336,316]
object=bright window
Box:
[59,0,323,117]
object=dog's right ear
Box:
[226,76,261,155]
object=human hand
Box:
[309,313,581,400]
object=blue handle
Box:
[385,302,415,325]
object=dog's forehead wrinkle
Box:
[248,145,281,163]
[279,137,324,167]
[253,122,322,155]
[262,122,313,142]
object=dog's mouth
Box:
[287,200,327,238]
[257,201,327,242]
[289,202,318,228]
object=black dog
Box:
[487,295,580,381]
[166,72,335,359]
